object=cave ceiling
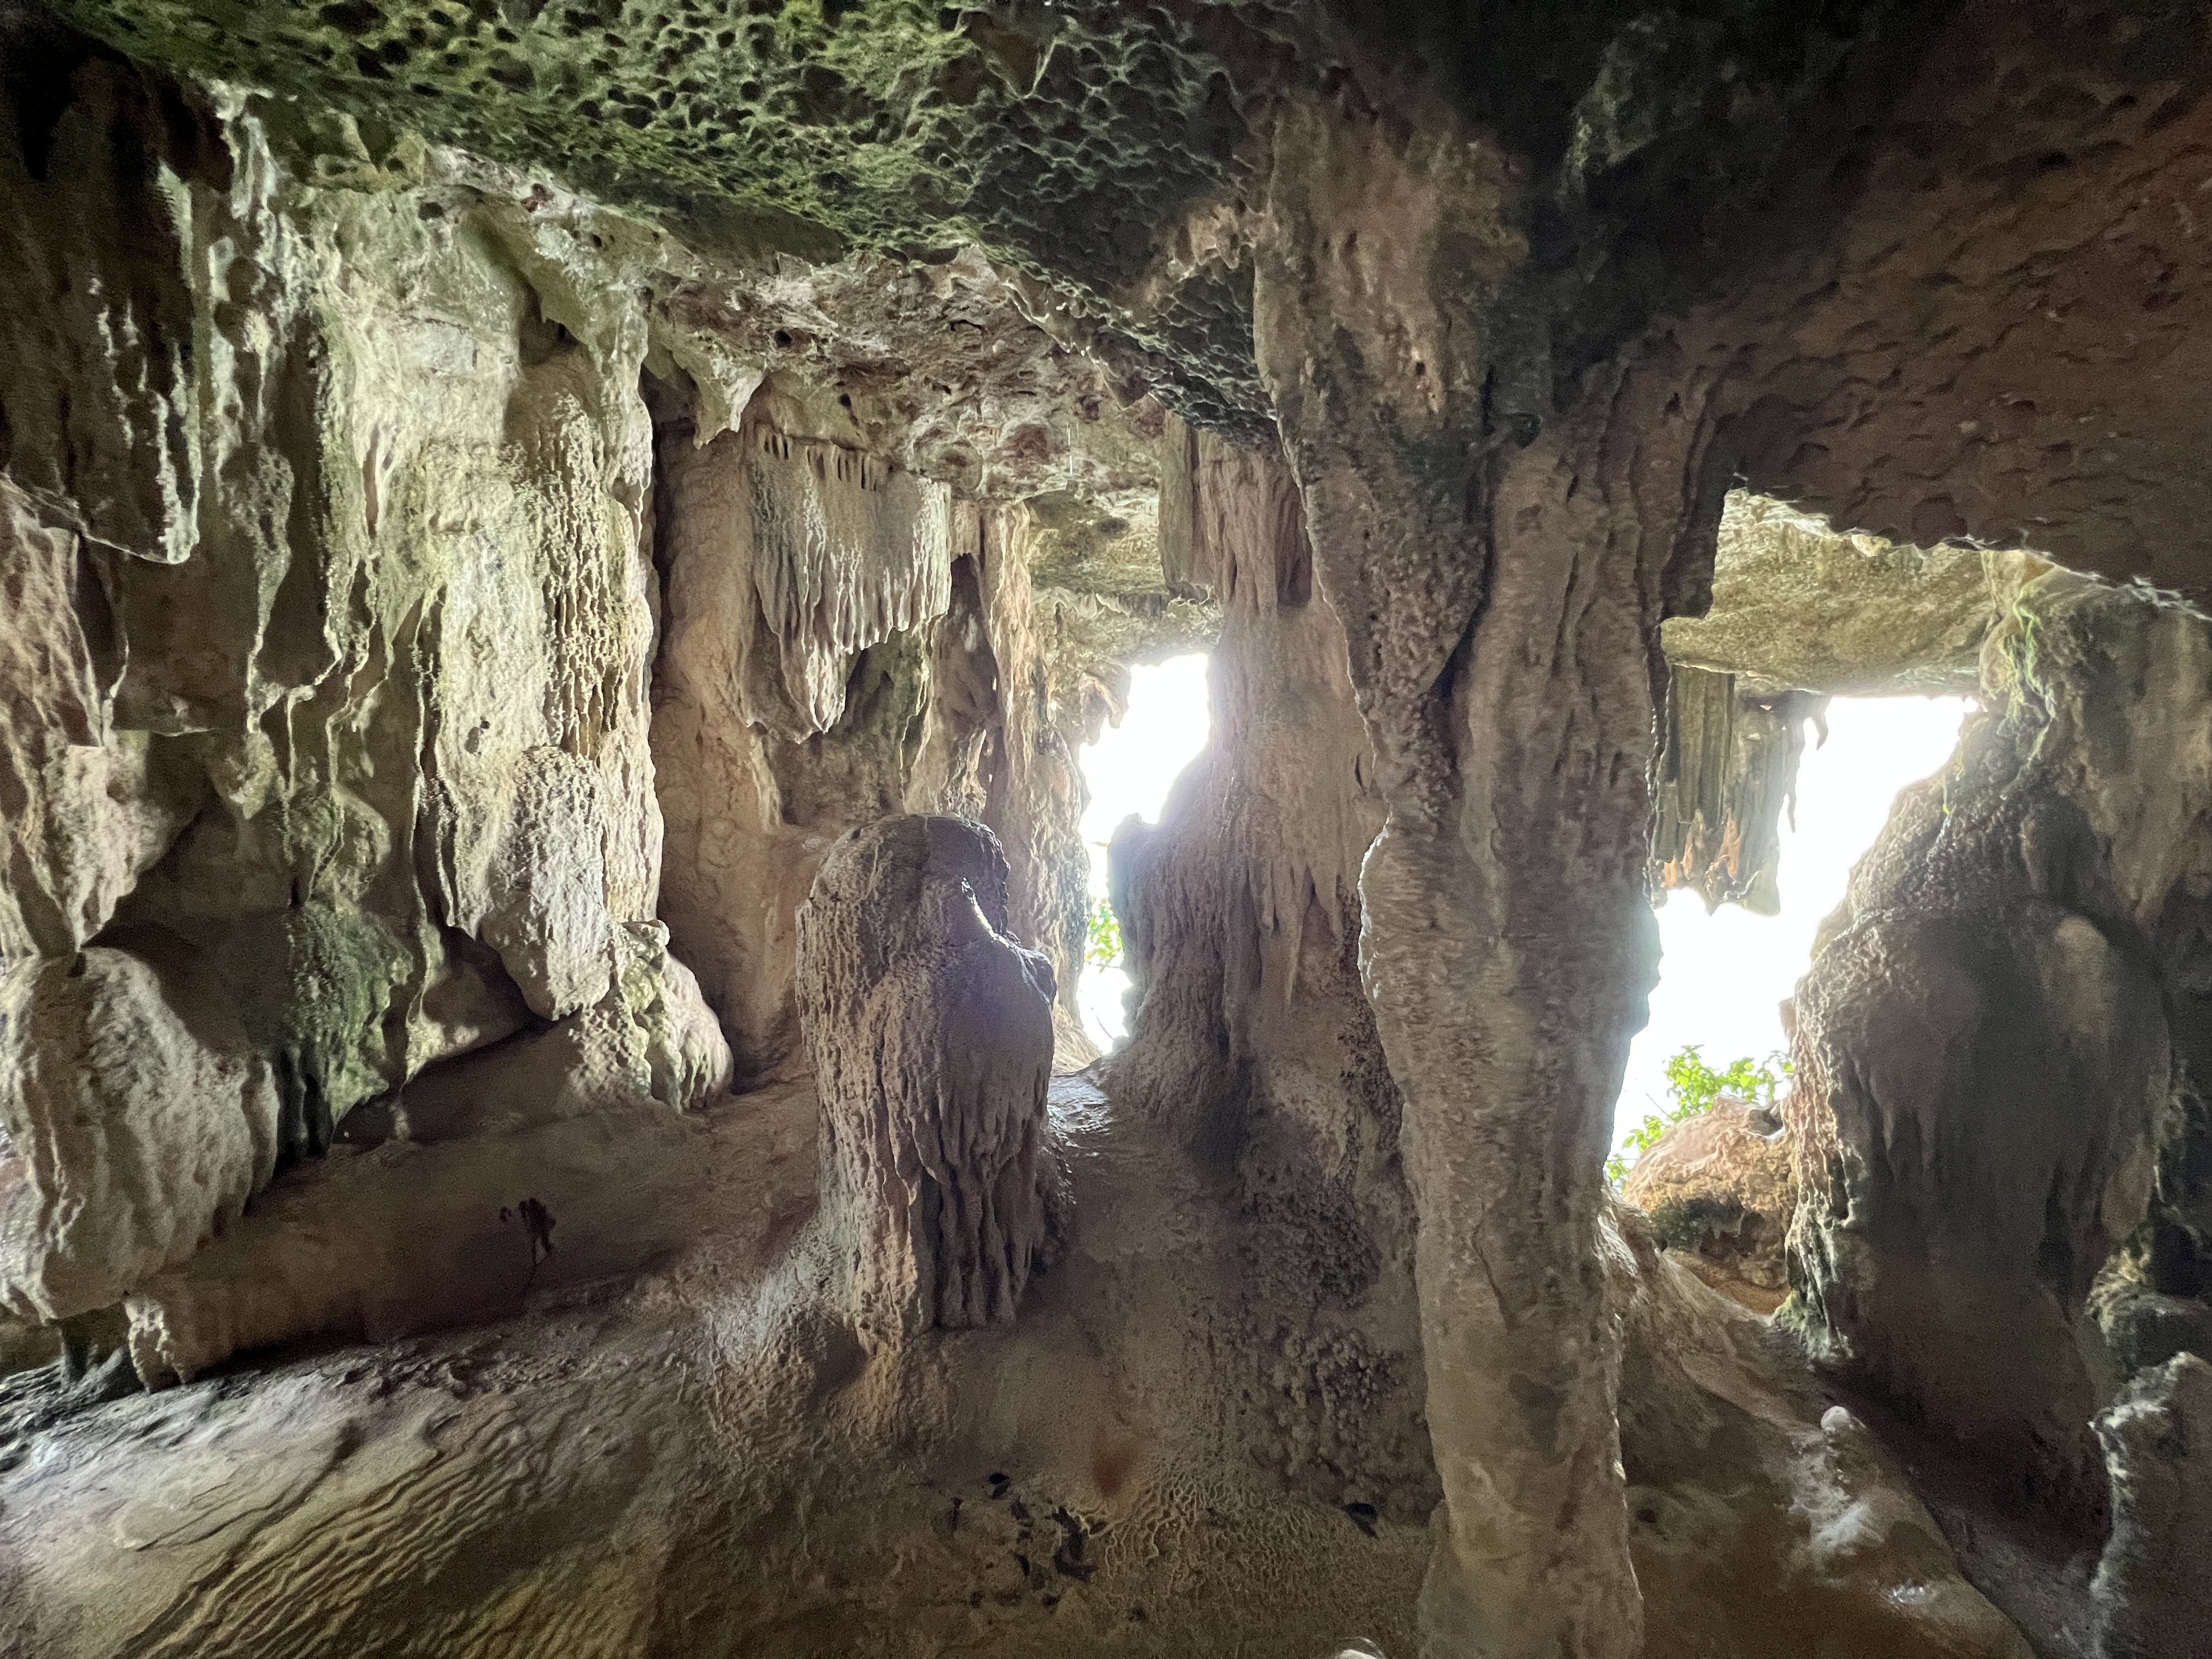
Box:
[32,0,2212,596]
[30,1,1940,436]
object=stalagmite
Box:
[0,948,279,1323]
[1253,86,1714,1657]
[797,815,1058,1337]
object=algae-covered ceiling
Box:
[40,0,1937,431]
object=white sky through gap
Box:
[1613,694,1973,1149]
[1076,654,1212,1048]
[1073,662,1970,1118]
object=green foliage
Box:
[1606,1046,1788,1187]
[1084,896,1123,967]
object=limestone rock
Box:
[650,406,1102,1080]
[0,1313,61,1379]
[2,55,678,1150]
[1108,419,1427,1510]
[1662,493,2026,697]
[0,948,279,1324]
[797,816,1057,1337]
[373,921,732,1144]
[450,745,623,1024]
[1791,570,2211,1523]
[122,1098,727,1387]
[11,8,2212,1656]
[1620,1099,1794,1315]
[1253,85,1718,1655]
[0,478,184,960]
[2089,1354,2212,1659]
[2095,1281,2212,1380]
[1609,1205,2033,1659]
[1647,666,1825,915]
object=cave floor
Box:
[0,1076,1430,1658]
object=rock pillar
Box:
[1788,571,2203,1525]
[1254,88,1719,1658]
[2090,1354,2212,1659]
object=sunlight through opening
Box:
[1076,654,1212,1050]
[1613,695,1975,1154]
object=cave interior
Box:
[2,1,2210,1655]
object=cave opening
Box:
[1074,651,1212,1050]
[1615,693,1973,1159]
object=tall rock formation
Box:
[2089,1353,2212,1659]
[1109,415,1430,1510]
[1251,85,1729,1655]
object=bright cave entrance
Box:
[1612,695,1975,1161]
[1076,653,1213,1050]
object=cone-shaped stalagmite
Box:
[798,815,1058,1338]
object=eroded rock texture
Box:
[0,948,278,1323]
[650,398,1119,1081]
[1663,494,2022,699]
[5,1,2212,1654]
[1648,666,1824,915]
[0,45,746,1342]
[1109,415,1430,1510]
[1608,1204,2032,1659]
[0,20,1159,1374]
[1621,1100,1794,1316]
[2089,1353,2212,1659]
[799,815,1057,1337]
[1251,80,1735,1653]
[1791,569,2212,1525]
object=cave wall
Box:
[1108,415,1431,1511]
[0,33,1119,1364]
[1789,565,2212,1532]
[649,398,1102,1081]
[1684,1,2212,593]
[0,50,746,1334]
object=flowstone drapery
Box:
[797,815,1058,1338]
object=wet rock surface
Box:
[2089,1354,2212,1659]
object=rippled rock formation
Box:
[799,814,1058,1337]
[1621,1100,1794,1316]
[1791,570,2212,1529]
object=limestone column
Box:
[1254,87,1719,1659]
